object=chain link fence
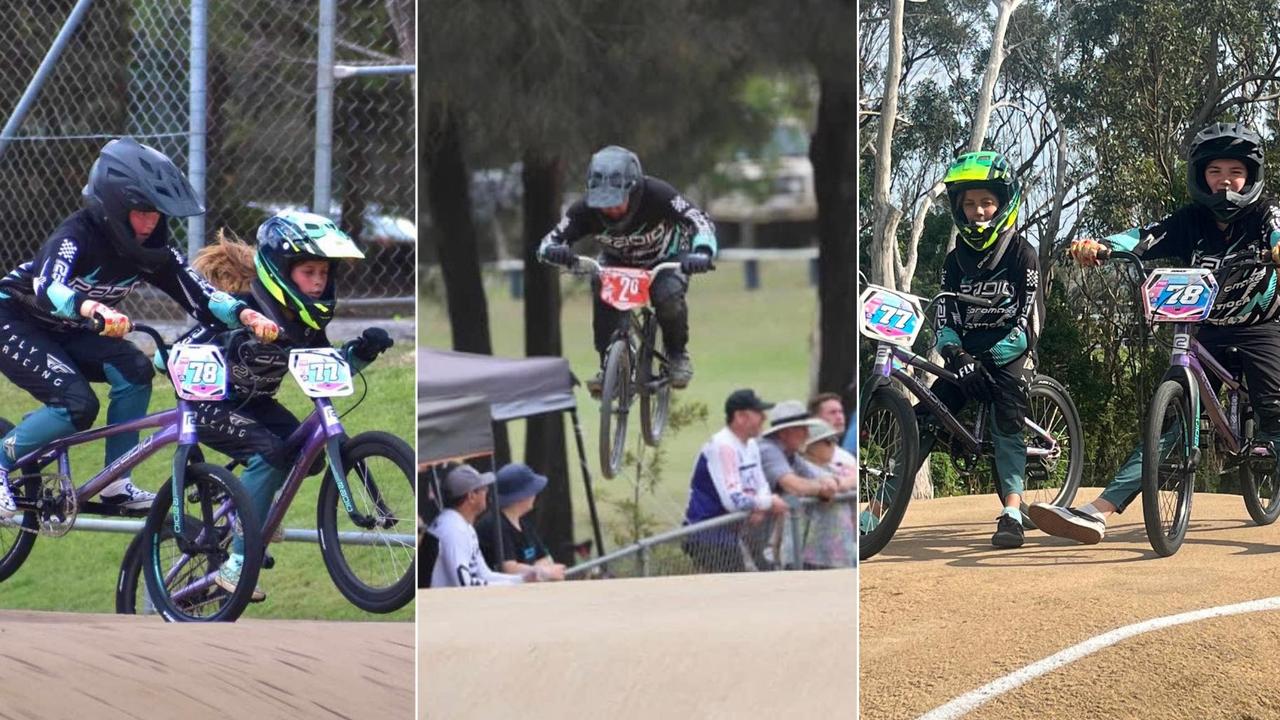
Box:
[0,1,414,323]
[565,494,858,579]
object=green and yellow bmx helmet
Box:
[943,151,1022,252]
[251,211,364,332]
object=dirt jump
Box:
[420,570,857,720]
[0,612,413,719]
[860,492,1280,720]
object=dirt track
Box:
[861,493,1280,720]
[420,570,857,720]
[0,612,413,719]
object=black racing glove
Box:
[680,249,714,275]
[348,327,394,362]
[541,243,577,267]
[943,347,992,403]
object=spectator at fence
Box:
[760,401,839,500]
[477,463,567,582]
[794,421,857,568]
[681,389,788,573]
[809,392,857,476]
[428,464,528,588]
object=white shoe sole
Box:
[1028,503,1104,545]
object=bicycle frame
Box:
[864,340,1062,461]
[1160,324,1245,455]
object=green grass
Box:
[0,346,416,621]
[420,260,818,551]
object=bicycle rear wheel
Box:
[637,317,670,448]
[1240,414,1280,525]
[0,417,39,583]
[318,431,416,613]
[141,462,262,622]
[599,339,631,478]
[859,386,919,561]
[1141,380,1196,557]
[1020,376,1085,528]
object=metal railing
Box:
[566,492,857,579]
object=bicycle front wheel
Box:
[142,462,263,622]
[1141,380,1196,557]
[599,339,632,478]
[859,385,919,561]
[318,431,416,613]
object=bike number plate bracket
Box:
[598,267,653,311]
[859,285,925,347]
[1142,268,1218,323]
[289,348,354,397]
[167,344,228,401]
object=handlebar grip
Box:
[87,316,105,334]
[1095,245,1112,262]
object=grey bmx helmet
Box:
[585,145,643,210]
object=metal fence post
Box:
[313,0,337,216]
[0,0,95,164]
[187,0,208,256]
[788,502,804,569]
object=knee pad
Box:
[649,271,688,306]
[107,352,156,387]
[61,381,100,431]
[654,295,687,324]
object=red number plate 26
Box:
[598,267,653,311]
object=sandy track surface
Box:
[861,493,1280,720]
[420,570,857,720]
[0,612,413,719]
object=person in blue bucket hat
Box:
[477,463,568,582]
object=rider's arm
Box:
[651,179,718,257]
[144,247,247,329]
[983,242,1040,367]
[705,439,774,512]
[1099,206,1197,263]
[30,235,90,319]
[536,202,593,261]
[934,252,964,355]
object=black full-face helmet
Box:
[81,137,204,271]
[1187,122,1265,223]
[585,145,644,227]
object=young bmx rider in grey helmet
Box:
[0,137,278,516]
[537,145,718,394]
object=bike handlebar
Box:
[566,255,684,277]
[1097,245,1273,276]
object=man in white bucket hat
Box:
[759,400,839,501]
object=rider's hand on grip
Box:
[1269,244,1280,267]
[351,327,394,361]
[680,250,714,275]
[239,308,279,342]
[541,244,576,268]
[947,349,992,403]
[1069,238,1107,267]
[80,300,130,338]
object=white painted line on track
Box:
[917,596,1280,720]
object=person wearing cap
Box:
[477,463,567,581]
[536,145,718,396]
[681,389,789,572]
[759,400,840,502]
[427,464,528,588]
[787,420,857,569]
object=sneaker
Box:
[992,513,1025,548]
[0,470,15,519]
[1028,502,1106,545]
[586,370,604,399]
[668,353,693,389]
[214,553,266,602]
[99,480,155,510]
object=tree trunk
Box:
[521,151,575,563]
[869,0,906,290]
[423,108,493,355]
[811,74,857,394]
[967,0,1025,153]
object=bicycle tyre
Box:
[599,339,631,478]
[117,518,197,615]
[637,317,670,448]
[1240,414,1280,525]
[0,417,39,583]
[317,431,416,613]
[1020,376,1085,529]
[859,386,919,561]
[1141,380,1196,557]
[141,462,262,622]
